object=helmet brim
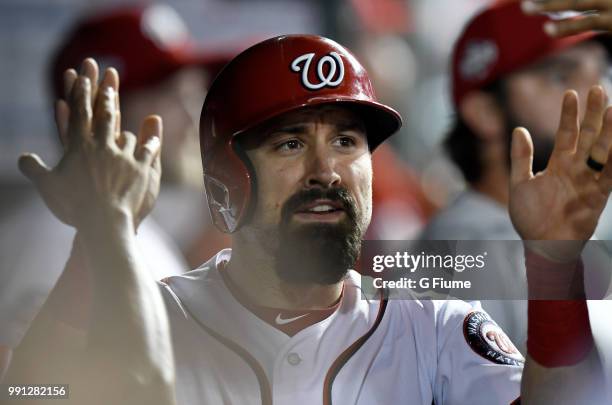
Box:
[231,97,403,151]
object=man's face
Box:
[238,105,372,285]
[502,41,612,172]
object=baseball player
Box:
[0,4,212,381]
[420,0,612,354]
[8,25,609,405]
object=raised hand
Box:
[18,58,162,231]
[522,0,612,37]
[509,85,612,260]
[50,58,161,228]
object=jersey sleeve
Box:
[433,300,522,405]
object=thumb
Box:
[510,127,534,187]
[18,153,50,186]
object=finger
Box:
[110,68,121,138]
[577,86,606,160]
[68,76,92,145]
[135,115,163,165]
[553,90,580,155]
[99,67,119,92]
[115,91,121,137]
[596,109,612,187]
[543,14,612,37]
[93,86,117,147]
[81,58,99,107]
[99,68,121,138]
[18,153,51,187]
[63,69,77,101]
[511,127,535,186]
[152,146,162,175]
[522,0,609,14]
[590,106,612,164]
[118,130,137,155]
[150,131,162,176]
[54,99,70,149]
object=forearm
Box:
[76,208,175,398]
[5,211,176,403]
[521,248,606,404]
[4,237,88,385]
[0,345,12,382]
[522,349,605,404]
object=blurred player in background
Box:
[50,3,238,265]
[0,3,235,380]
[420,0,612,352]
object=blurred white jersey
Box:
[0,186,187,348]
[160,249,522,405]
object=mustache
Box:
[280,187,358,225]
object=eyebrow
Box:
[337,122,367,133]
[269,124,309,135]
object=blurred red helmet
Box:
[452,1,598,108]
[50,4,233,99]
[200,34,402,233]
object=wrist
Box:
[523,240,584,263]
[525,247,585,300]
[77,205,135,238]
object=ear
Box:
[459,91,505,142]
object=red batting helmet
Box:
[200,34,402,233]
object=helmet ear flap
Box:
[230,139,258,229]
[203,139,253,233]
[204,175,234,232]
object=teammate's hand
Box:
[509,85,612,261]
[522,0,612,37]
[18,58,162,230]
[53,58,160,228]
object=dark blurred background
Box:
[0,0,490,206]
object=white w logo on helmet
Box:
[291,52,344,90]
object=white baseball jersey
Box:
[160,249,522,405]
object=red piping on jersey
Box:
[177,281,388,405]
[180,302,273,405]
[322,289,389,405]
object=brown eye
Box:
[277,139,303,152]
[334,136,356,148]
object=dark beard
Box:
[274,188,363,285]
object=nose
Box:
[304,148,341,189]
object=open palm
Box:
[19,58,162,230]
[510,87,612,254]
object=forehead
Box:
[237,105,367,150]
[261,104,365,131]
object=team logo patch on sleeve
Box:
[463,311,524,366]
